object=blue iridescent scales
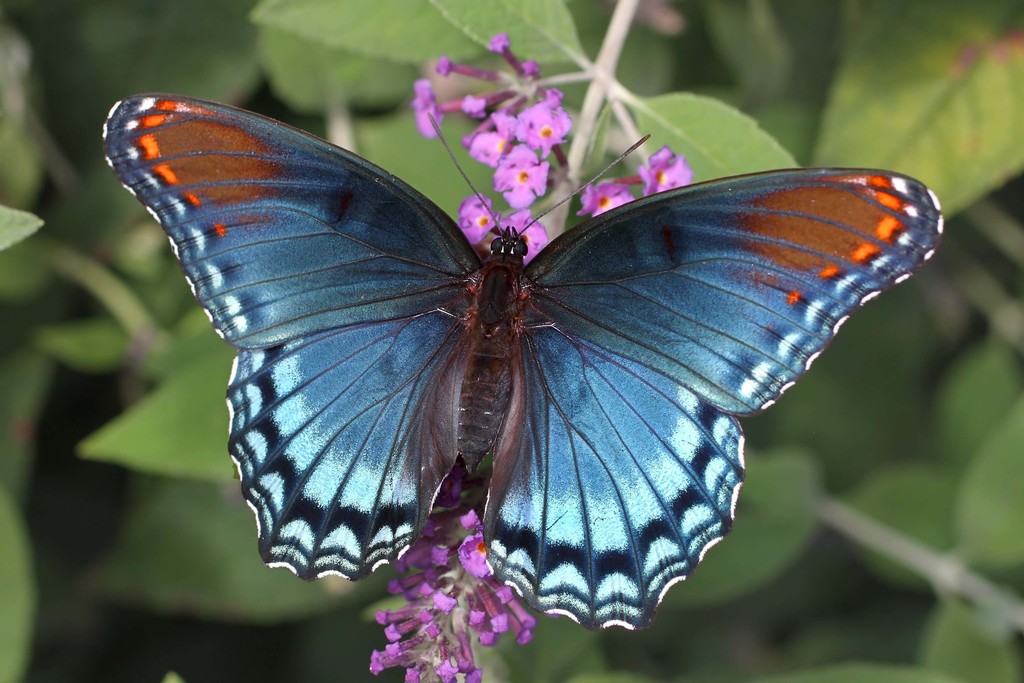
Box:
[103,94,942,629]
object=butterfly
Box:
[103,94,942,629]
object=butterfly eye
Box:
[513,239,529,257]
[490,236,504,254]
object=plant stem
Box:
[817,496,1024,634]
[566,0,640,176]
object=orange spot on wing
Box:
[152,163,178,185]
[868,176,893,189]
[852,242,880,263]
[819,265,840,279]
[183,192,202,207]
[214,223,227,237]
[875,215,902,242]
[137,134,160,159]
[155,100,179,111]
[875,190,902,211]
[140,114,166,129]
[787,290,802,305]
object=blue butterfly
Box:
[103,95,942,629]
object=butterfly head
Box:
[490,227,528,260]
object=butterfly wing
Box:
[525,169,942,415]
[103,94,479,349]
[485,327,743,628]
[485,169,941,627]
[104,94,477,578]
[229,313,467,579]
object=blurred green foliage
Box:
[2,0,1024,681]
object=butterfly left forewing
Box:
[104,94,478,349]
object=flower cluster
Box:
[412,33,694,264]
[412,33,570,262]
[370,466,536,682]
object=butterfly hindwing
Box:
[103,94,479,349]
[228,311,468,579]
[485,325,743,628]
[525,169,942,415]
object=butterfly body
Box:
[103,94,942,629]
[458,237,528,471]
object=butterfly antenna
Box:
[429,114,504,231]
[527,134,650,229]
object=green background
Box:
[2,1,1024,681]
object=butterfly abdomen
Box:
[457,257,526,471]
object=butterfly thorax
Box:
[457,232,528,471]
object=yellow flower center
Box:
[540,125,553,139]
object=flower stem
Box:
[816,495,1024,633]
[566,0,641,176]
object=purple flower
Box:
[515,92,571,157]
[502,208,532,232]
[370,467,536,681]
[458,532,491,578]
[578,182,635,216]
[466,111,517,167]
[411,79,442,137]
[494,146,549,209]
[639,145,693,195]
[488,33,510,53]
[436,55,453,76]
[461,95,487,118]
[458,196,497,245]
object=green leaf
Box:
[815,0,1024,214]
[96,478,344,621]
[754,663,966,683]
[631,93,796,181]
[428,0,582,63]
[668,449,818,608]
[920,599,1022,683]
[78,344,236,481]
[251,0,479,62]
[934,338,1022,467]
[955,396,1024,566]
[35,318,129,373]
[845,463,958,589]
[0,486,34,683]
[0,205,42,251]
[0,352,53,499]
[259,27,417,112]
